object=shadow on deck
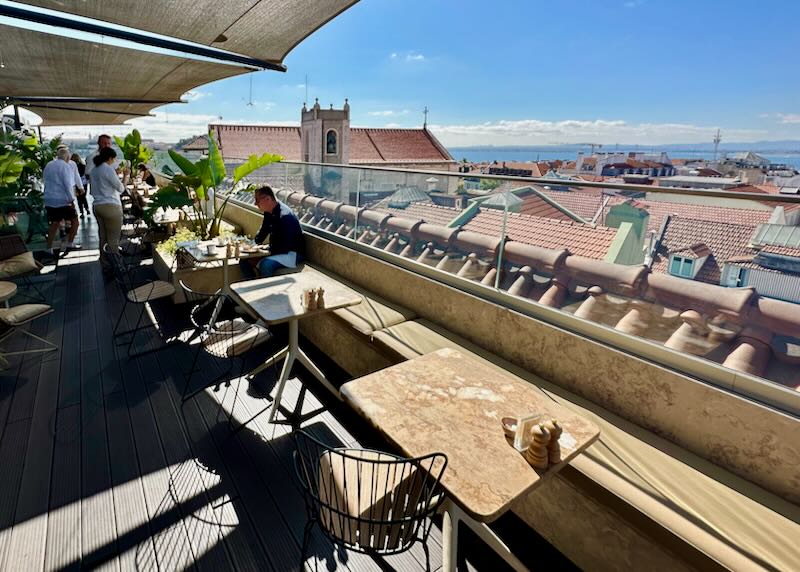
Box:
[0,218,574,571]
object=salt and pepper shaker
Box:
[524,425,550,470]
[316,287,325,309]
[543,419,562,464]
[234,240,241,258]
[225,241,232,258]
[302,289,317,311]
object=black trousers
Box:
[76,192,89,215]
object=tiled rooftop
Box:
[759,244,800,258]
[539,188,607,221]
[211,124,453,164]
[377,202,463,226]
[602,197,772,233]
[462,209,617,259]
[652,217,758,283]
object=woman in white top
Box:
[90,147,125,274]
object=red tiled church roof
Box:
[210,124,453,164]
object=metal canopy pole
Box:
[12,104,20,129]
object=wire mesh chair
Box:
[106,243,177,357]
[181,289,269,418]
[293,430,448,564]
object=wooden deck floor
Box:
[0,217,574,571]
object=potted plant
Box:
[145,129,282,240]
[114,129,153,195]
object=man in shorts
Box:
[43,146,83,255]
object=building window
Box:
[669,255,694,278]
[326,129,338,155]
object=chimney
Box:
[576,152,584,172]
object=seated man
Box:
[239,186,304,279]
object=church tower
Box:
[300,98,350,164]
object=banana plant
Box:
[147,129,282,239]
[114,129,153,190]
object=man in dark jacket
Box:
[239,186,304,278]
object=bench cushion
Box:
[373,318,800,571]
[0,303,51,325]
[0,251,38,279]
[305,265,416,335]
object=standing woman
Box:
[90,147,124,274]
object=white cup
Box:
[205,243,217,256]
[216,236,226,247]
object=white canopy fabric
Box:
[23,0,359,64]
[1,24,249,100]
[17,101,160,126]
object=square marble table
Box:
[184,241,269,323]
[340,348,600,571]
[230,267,362,423]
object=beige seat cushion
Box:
[317,449,423,551]
[0,303,52,326]
[372,318,800,571]
[0,252,38,279]
[203,318,270,358]
[305,265,416,335]
[127,280,176,303]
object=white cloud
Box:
[248,100,276,110]
[367,109,410,117]
[427,117,767,147]
[777,113,800,124]
[295,83,306,89]
[390,51,425,62]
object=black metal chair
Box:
[180,286,269,421]
[293,430,447,566]
[105,243,177,357]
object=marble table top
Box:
[184,241,268,263]
[230,267,362,325]
[340,348,600,522]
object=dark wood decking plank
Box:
[3,347,60,570]
[155,342,275,572]
[44,403,82,572]
[57,262,82,409]
[0,419,33,568]
[138,350,235,572]
[80,348,120,571]
[103,389,159,572]
[118,342,197,571]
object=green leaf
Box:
[233,152,283,184]
[168,149,197,176]
[207,130,226,187]
[113,135,125,149]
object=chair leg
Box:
[113,299,129,336]
[301,519,316,571]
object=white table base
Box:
[245,319,341,423]
[440,499,528,572]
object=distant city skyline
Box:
[6,0,800,146]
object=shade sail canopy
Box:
[15,101,161,126]
[23,0,359,65]
[0,24,249,100]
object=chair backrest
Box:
[293,430,447,555]
[0,234,27,261]
[179,280,217,331]
[104,243,135,292]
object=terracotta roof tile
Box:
[539,188,606,221]
[760,244,800,258]
[211,124,453,164]
[378,203,462,226]
[462,209,617,259]
[652,217,757,284]
[603,198,772,233]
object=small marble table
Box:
[341,348,600,572]
[230,267,362,423]
[0,282,17,308]
[184,241,269,323]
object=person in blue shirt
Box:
[239,186,304,279]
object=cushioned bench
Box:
[370,318,800,571]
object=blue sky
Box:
[35,0,800,145]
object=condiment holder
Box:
[301,288,325,311]
[501,415,563,471]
